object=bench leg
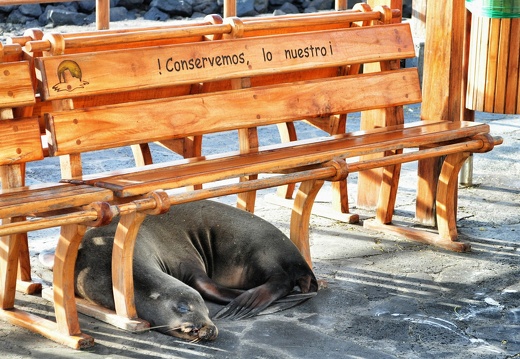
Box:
[435,151,471,251]
[1,164,41,294]
[276,122,298,199]
[237,127,259,213]
[53,223,87,335]
[112,211,147,320]
[0,223,96,349]
[376,152,403,224]
[0,222,93,349]
[364,151,471,252]
[131,144,153,167]
[0,232,21,310]
[290,179,324,268]
[16,231,43,294]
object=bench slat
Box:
[47,68,422,156]
[0,184,113,218]
[0,62,35,108]
[68,120,490,198]
[0,118,44,165]
[37,23,415,100]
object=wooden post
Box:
[224,0,236,17]
[417,0,466,225]
[96,0,110,30]
[357,0,402,210]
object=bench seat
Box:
[64,120,496,199]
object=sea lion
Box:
[74,200,318,341]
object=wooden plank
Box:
[96,0,110,30]
[84,121,491,197]
[418,0,466,226]
[47,69,422,156]
[0,118,43,166]
[0,184,113,218]
[41,288,150,332]
[36,24,416,100]
[505,18,520,114]
[494,18,511,113]
[475,16,490,111]
[484,18,501,113]
[465,10,479,111]
[0,308,94,349]
[0,62,35,108]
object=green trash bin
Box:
[466,0,520,18]
[466,0,520,114]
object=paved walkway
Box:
[1,106,519,358]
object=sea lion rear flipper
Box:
[255,292,317,316]
[213,284,279,320]
[213,287,316,320]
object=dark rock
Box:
[255,0,269,13]
[78,0,96,13]
[47,9,87,26]
[237,0,257,17]
[279,2,299,14]
[307,0,333,11]
[0,6,17,13]
[18,4,43,18]
[118,0,146,7]
[85,12,96,24]
[193,0,221,15]
[7,9,34,24]
[60,2,80,11]
[110,6,129,21]
[191,12,207,19]
[1,0,414,30]
[143,6,169,21]
[150,0,193,17]
[269,0,286,7]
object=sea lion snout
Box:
[197,324,219,341]
[170,321,218,341]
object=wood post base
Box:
[265,193,360,224]
[42,288,150,334]
[0,308,94,349]
[363,220,471,252]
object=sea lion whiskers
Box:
[131,324,178,334]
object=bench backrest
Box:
[36,20,420,172]
[0,61,42,167]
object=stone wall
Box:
[0,0,411,27]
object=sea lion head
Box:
[139,283,218,341]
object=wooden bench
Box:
[1,14,237,348]
[29,8,501,338]
[0,60,117,349]
[2,7,501,349]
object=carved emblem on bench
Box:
[52,60,89,93]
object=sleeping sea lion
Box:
[74,200,318,341]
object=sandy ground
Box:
[0,103,518,358]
